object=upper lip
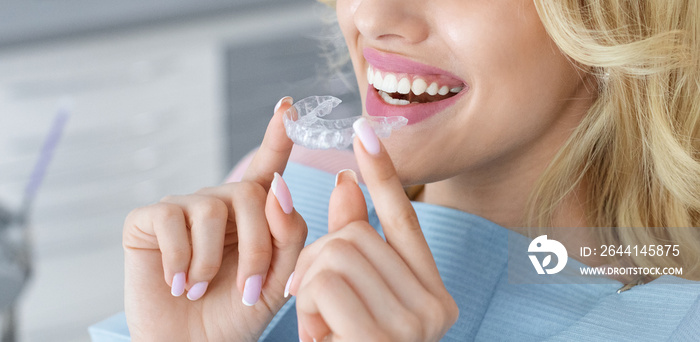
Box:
[363,47,466,84]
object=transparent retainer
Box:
[283,95,407,150]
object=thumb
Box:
[328,169,368,233]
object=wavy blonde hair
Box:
[530,0,700,278]
[319,0,700,279]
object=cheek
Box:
[381,118,477,185]
[444,3,580,140]
[385,6,583,183]
[440,0,575,98]
[345,0,585,184]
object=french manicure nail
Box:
[187,282,209,301]
[284,272,294,298]
[272,172,294,214]
[335,169,358,187]
[352,117,380,155]
[171,272,186,297]
[274,96,293,113]
[242,274,263,306]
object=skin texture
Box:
[124,0,605,341]
[123,100,458,341]
[338,0,597,228]
[123,99,309,341]
[291,134,459,341]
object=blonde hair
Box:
[318,0,700,279]
[318,0,336,7]
[530,0,700,278]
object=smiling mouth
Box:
[367,65,465,106]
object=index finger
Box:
[352,117,443,290]
[242,96,295,190]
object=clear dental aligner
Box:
[283,95,407,150]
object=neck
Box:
[417,137,588,229]
[417,161,582,228]
[417,165,611,267]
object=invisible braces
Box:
[283,95,407,150]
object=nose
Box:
[352,0,429,44]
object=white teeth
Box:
[379,90,410,105]
[367,66,465,99]
[373,71,383,89]
[381,74,398,93]
[397,78,411,94]
[426,82,439,96]
[412,78,427,95]
[379,90,392,102]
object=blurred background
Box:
[0,0,360,341]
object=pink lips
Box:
[363,48,468,125]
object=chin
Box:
[380,135,432,186]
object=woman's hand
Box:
[123,97,307,341]
[288,118,459,341]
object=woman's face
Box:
[337,0,596,185]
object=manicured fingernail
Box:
[274,96,293,113]
[272,172,294,214]
[284,272,294,298]
[242,274,263,306]
[187,281,209,301]
[335,169,358,187]
[171,272,186,297]
[352,117,380,155]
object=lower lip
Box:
[365,86,467,125]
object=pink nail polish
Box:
[187,282,209,301]
[274,96,293,113]
[272,172,294,214]
[242,274,263,306]
[171,272,186,297]
[284,272,294,298]
[352,117,381,155]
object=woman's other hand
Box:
[289,118,459,341]
[123,97,308,341]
